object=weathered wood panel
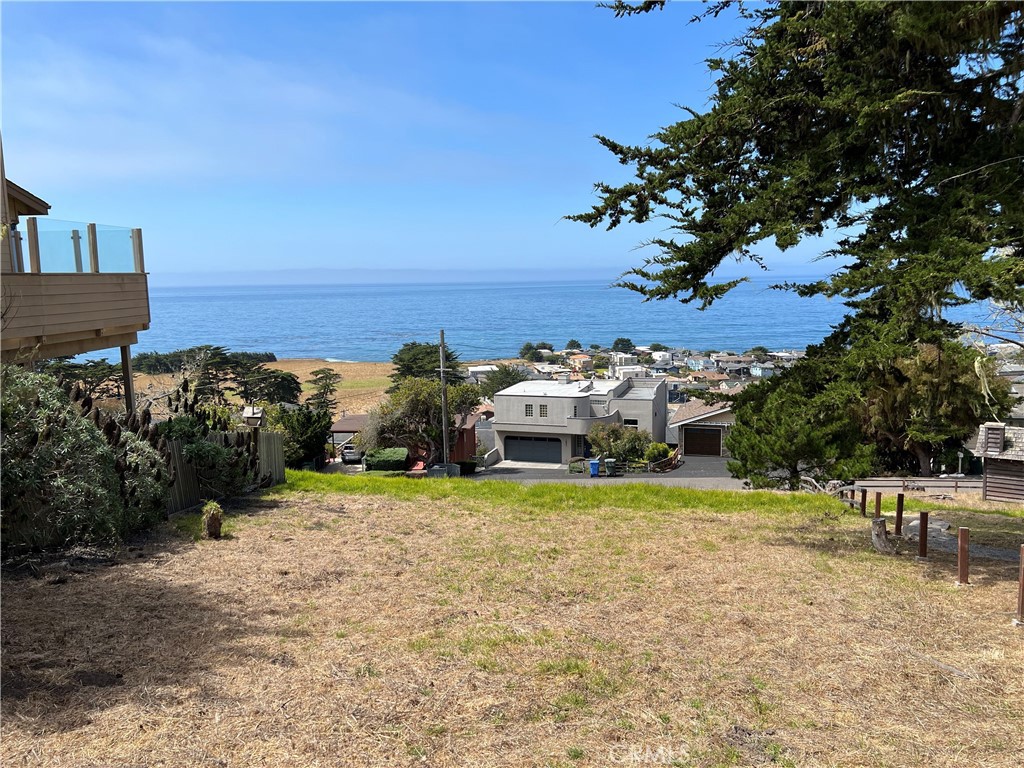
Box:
[165,431,286,515]
[259,431,286,486]
[2,272,150,358]
[983,458,1024,503]
[165,439,202,514]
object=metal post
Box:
[895,493,904,536]
[26,216,41,273]
[956,527,970,586]
[131,228,145,273]
[1016,545,1024,627]
[71,229,84,272]
[439,329,449,467]
[860,488,867,517]
[120,345,136,417]
[87,223,99,273]
[917,511,929,560]
[13,228,24,272]
[874,492,882,519]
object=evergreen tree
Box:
[566,339,583,350]
[389,341,464,390]
[612,337,635,353]
[572,2,1023,332]
[480,364,530,399]
[307,367,342,413]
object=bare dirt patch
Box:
[3,494,1021,767]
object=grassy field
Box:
[3,475,1022,767]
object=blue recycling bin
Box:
[589,459,601,478]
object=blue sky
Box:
[3,1,833,282]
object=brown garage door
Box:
[683,427,721,456]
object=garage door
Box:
[505,436,562,463]
[683,427,722,456]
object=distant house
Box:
[567,353,594,372]
[667,398,734,457]
[689,370,730,383]
[648,360,682,376]
[532,363,572,378]
[975,423,1024,502]
[751,362,776,378]
[492,377,668,464]
[686,356,717,372]
[467,364,500,385]
[330,413,369,452]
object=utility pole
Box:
[439,329,450,466]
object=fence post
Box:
[956,527,970,586]
[1016,545,1024,627]
[874,491,882,519]
[895,493,904,536]
[917,511,929,561]
[860,488,868,517]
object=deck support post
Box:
[120,345,136,417]
[87,223,99,273]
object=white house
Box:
[492,377,668,463]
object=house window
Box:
[539,404,548,418]
[623,418,639,430]
[525,404,534,417]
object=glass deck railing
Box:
[7,217,143,274]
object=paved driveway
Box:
[468,455,746,490]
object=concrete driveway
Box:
[468,455,746,490]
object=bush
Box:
[0,365,167,555]
[644,442,671,463]
[364,447,409,471]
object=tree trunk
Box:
[913,444,932,476]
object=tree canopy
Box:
[479,363,530,399]
[390,341,464,390]
[572,2,1023,337]
[361,378,481,465]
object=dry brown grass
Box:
[132,359,394,420]
[3,491,1022,767]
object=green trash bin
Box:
[605,458,617,477]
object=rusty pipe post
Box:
[917,511,929,560]
[895,493,905,536]
[1016,545,1024,627]
[957,527,970,586]
[874,491,882,519]
[860,488,867,517]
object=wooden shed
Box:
[976,423,1024,503]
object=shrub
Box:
[644,442,671,463]
[202,500,223,539]
[364,447,409,471]
[2,365,124,554]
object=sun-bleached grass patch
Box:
[3,480,1021,768]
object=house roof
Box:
[330,413,369,433]
[669,399,732,426]
[5,179,51,218]
[976,423,1024,462]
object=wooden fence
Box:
[165,430,286,514]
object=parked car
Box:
[341,443,364,464]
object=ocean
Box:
[97,278,991,362]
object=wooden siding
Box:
[982,458,1024,503]
[1,272,149,359]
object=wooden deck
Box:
[1,271,150,361]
